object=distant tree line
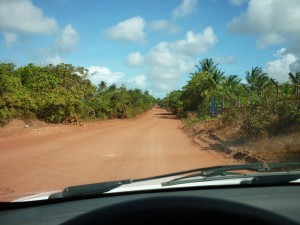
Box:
[160,58,300,135]
[0,63,155,126]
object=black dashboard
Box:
[1,184,300,225]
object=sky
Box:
[1,0,300,98]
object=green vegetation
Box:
[160,58,300,136]
[0,63,155,126]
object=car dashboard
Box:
[0,184,300,225]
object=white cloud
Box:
[289,60,300,73]
[87,27,216,95]
[228,0,248,6]
[256,33,285,49]
[228,0,300,49]
[147,64,192,92]
[171,27,217,56]
[142,27,217,93]
[2,32,17,47]
[147,42,180,68]
[40,24,79,65]
[150,19,179,34]
[105,16,146,42]
[87,66,125,85]
[44,54,64,65]
[214,55,236,65]
[55,24,79,52]
[123,27,216,93]
[146,41,197,76]
[127,74,147,89]
[125,52,144,67]
[0,0,58,34]
[172,0,198,19]
[265,48,297,83]
[145,43,192,93]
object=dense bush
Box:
[0,63,155,126]
[162,58,300,136]
[163,90,185,116]
[217,100,300,136]
[240,104,274,135]
[276,100,300,124]
[220,108,242,124]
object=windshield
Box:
[0,0,299,202]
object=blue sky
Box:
[1,0,300,97]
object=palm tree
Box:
[196,58,218,74]
[223,75,241,91]
[206,69,225,90]
[108,84,117,92]
[195,58,225,97]
[245,67,269,97]
[97,81,107,92]
[223,75,242,107]
[200,67,225,112]
[290,72,300,81]
[279,82,293,98]
[256,74,270,97]
[182,58,227,113]
[289,72,300,100]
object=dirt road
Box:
[0,108,236,201]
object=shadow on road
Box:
[155,112,174,116]
[154,112,178,120]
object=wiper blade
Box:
[242,173,300,185]
[162,162,300,187]
[49,179,132,199]
[48,162,300,198]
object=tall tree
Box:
[245,67,269,97]
[181,58,225,112]
[196,58,218,74]
[223,75,241,92]
[97,81,107,93]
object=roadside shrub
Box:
[241,104,274,136]
[269,100,300,134]
[183,114,211,128]
[0,107,14,126]
[276,100,300,123]
[221,108,242,124]
[196,101,210,117]
[36,88,81,123]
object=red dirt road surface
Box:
[0,108,236,201]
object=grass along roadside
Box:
[182,115,300,163]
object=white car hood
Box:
[13,171,300,202]
[13,191,61,202]
[13,176,253,202]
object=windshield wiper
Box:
[162,162,300,187]
[48,162,300,198]
[241,173,300,185]
[49,179,132,199]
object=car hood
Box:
[13,175,254,202]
